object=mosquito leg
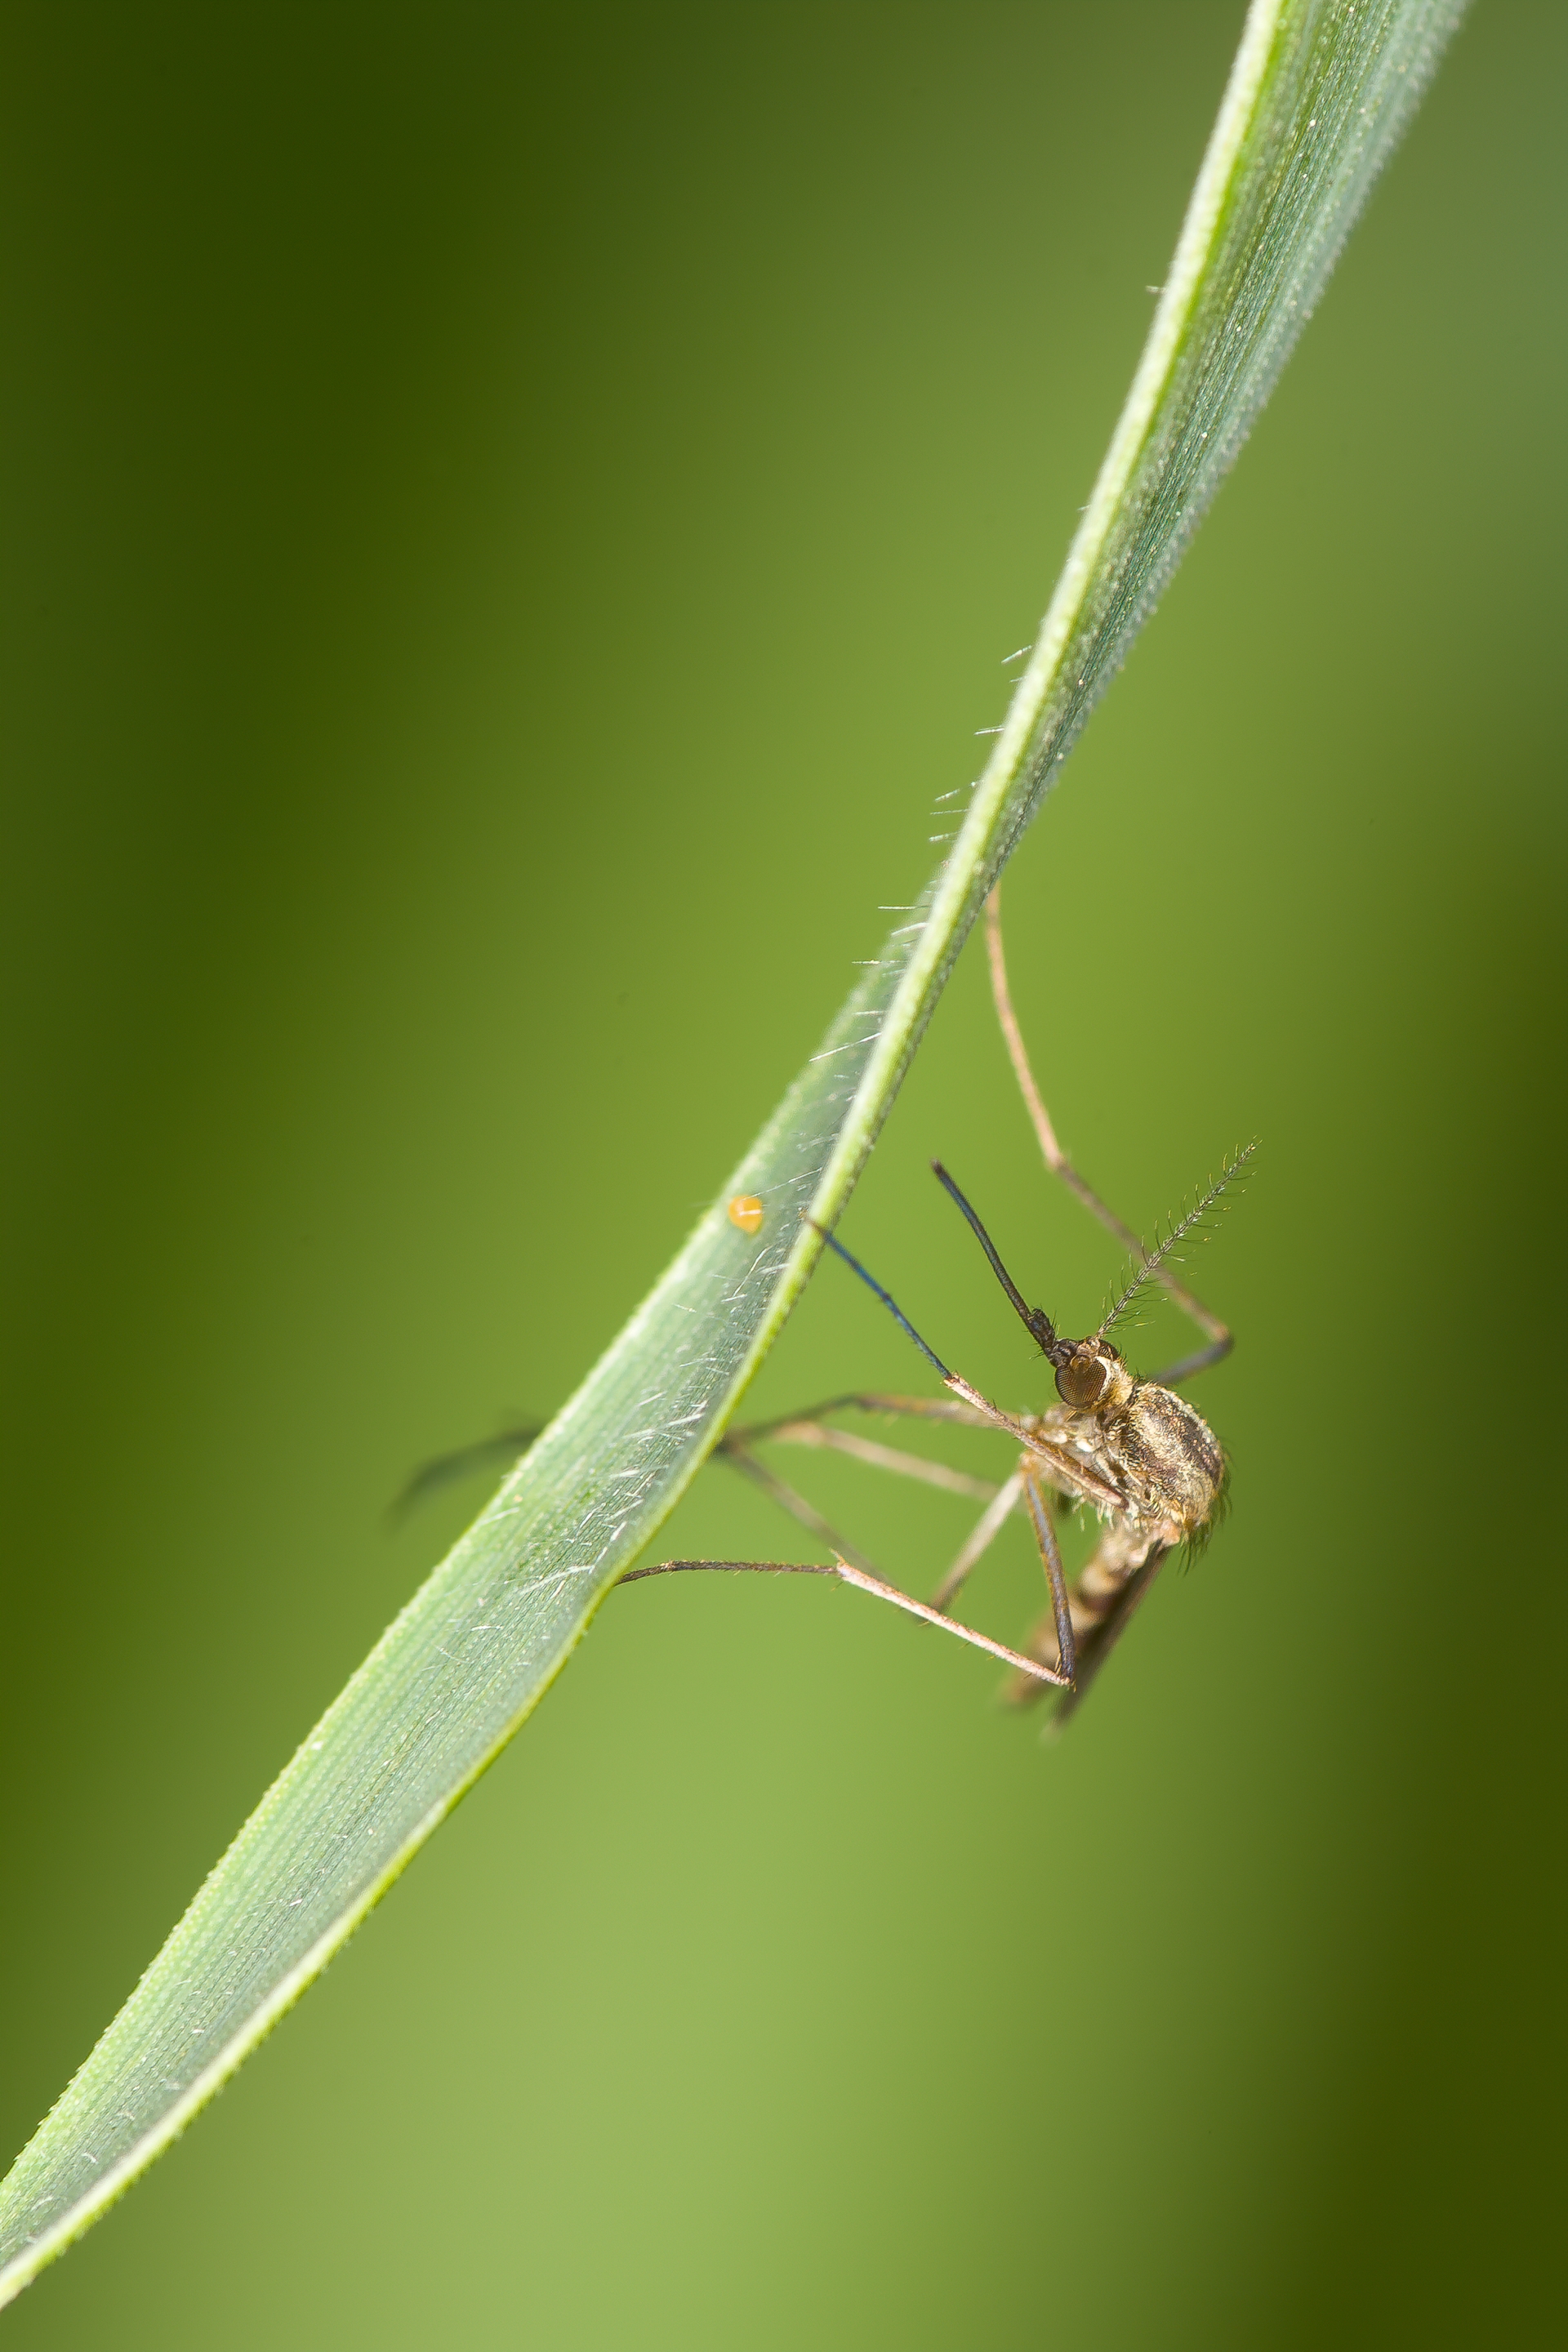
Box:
[726,1391,1003,1443]
[1143,1339,1233,1385]
[1021,1467,1076,1688]
[1003,1522,1168,1718]
[985,884,1233,1371]
[389,1424,542,1521]
[742,1422,998,1501]
[721,1446,880,1575]
[808,1224,960,1383]
[1045,1545,1168,1732]
[929,1471,1023,1614]
[719,1391,1015,1612]
[808,1222,1056,1451]
[617,1555,1067,1688]
[731,1377,1111,1530]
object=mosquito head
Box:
[1054,1336,1134,1413]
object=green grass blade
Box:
[0,0,1463,2306]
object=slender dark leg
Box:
[1046,1544,1167,1731]
[1022,1467,1076,1688]
[985,885,1234,1382]
[1143,1338,1234,1383]
[389,1424,542,1521]
[1003,1523,1169,1721]
[809,1225,957,1381]
[808,1220,1087,1459]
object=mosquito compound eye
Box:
[1056,1353,1110,1408]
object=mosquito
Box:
[399,888,1252,1723]
[628,886,1254,1723]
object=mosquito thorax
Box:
[1053,1338,1134,1413]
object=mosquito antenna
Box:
[807,1220,954,1381]
[929,1160,1060,1356]
[1097,1143,1257,1341]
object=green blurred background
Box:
[2,2,1563,2344]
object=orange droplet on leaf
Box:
[728,1193,764,1235]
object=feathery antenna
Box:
[1097,1143,1257,1341]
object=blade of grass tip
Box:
[0,0,1467,2307]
